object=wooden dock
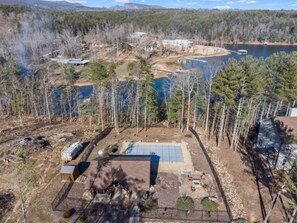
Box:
[228,50,248,55]
[183,57,207,63]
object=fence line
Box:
[141,208,230,222]
[189,128,233,221]
[51,180,74,210]
[73,206,230,223]
[78,126,113,163]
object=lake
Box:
[77,44,297,100]
[185,44,297,75]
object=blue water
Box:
[77,44,297,99]
[185,44,297,78]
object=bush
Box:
[140,198,158,212]
[78,215,86,222]
[104,144,119,154]
[176,196,194,212]
[63,210,71,219]
[201,197,218,212]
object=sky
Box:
[46,0,297,10]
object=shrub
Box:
[63,210,71,219]
[140,198,159,212]
[78,215,86,222]
[104,144,119,154]
[176,196,194,212]
[201,197,218,212]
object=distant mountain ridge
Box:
[0,0,163,11]
[0,0,100,11]
[123,3,163,9]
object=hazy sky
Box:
[45,0,297,10]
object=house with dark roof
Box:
[257,117,297,169]
[85,156,151,193]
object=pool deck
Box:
[121,141,194,173]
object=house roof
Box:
[257,118,281,149]
[85,156,151,192]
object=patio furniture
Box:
[191,179,201,191]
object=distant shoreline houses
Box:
[162,39,194,49]
[66,58,89,66]
[130,32,194,49]
[130,31,148,40]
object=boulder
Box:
[82,190,94,201]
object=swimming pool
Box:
[126,143,184,163]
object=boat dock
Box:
[183,57,207,63]
[228,49,248,55]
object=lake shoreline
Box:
[74,46,231,86]
[74,43,297,87]
[151,47,230,79]
[223,41,297,46]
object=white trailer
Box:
[61,141,83,161]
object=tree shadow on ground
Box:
[0,192,15,221]
[237,124,286,221]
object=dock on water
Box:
[183,57,207,63]
[228,49,248,55]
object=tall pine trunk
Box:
[180,90,185,132]
[231,98,243,150]
[193,102,197,129]
[217,104,226,149]
[186,91,191,131]
[260,99,265,121]
[144,92,148,131]
[273,101,280,117]
[111,83,119,134]
[136,81,140,134]
[266,101,272,118]
[44,84,51,124]
[98,86,104,131]
[210,110,218,140]
[286,102,291,117]
[205,82,212,132]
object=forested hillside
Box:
[0,5,296,143]
[49,9,297,44]
[2,5,297,44]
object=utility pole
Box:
[263,185,286,223]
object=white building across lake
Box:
[162,39,194,48]
[130,32,148,39]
